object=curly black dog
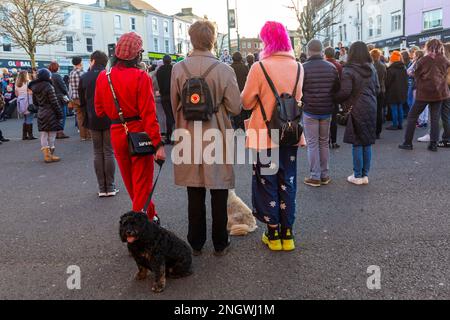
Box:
[119,212,193,293]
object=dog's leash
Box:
[142,159,165,215]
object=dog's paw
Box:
[134,270,148,281]
[152,282,165,293]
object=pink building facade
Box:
[406,0,450,47]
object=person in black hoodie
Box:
[79,51,117,197]
[29,68,63,163]
[335,42,379,186]
[230,51,250,130]
[385,51,408,130]
[156,55,175,145]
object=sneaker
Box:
[304,178,321,187]
[428,142,438,152]
[262,229,283,251]
[321,177,332,185]
[330,143,341,149]
[106,189,120,197]
[214,244,231,257]
[280,227,295,251]
[98,192,108,198]
[362,177,369,185]
[418,134,430,143]
[347,175,364,185]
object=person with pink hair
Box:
[241,21,304,252]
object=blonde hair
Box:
[444,43,450,60]
[16,70,29,88]
[189,20,216,51]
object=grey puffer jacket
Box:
[335,63,379,146]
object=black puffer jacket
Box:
[29,79,63,132]
[302,55,340,115]
[335,63,379,146]
[385,61,408,104]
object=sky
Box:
[69,0,300,38]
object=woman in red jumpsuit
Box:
[95,32,165,221]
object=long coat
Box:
[335,63,379,146]
[414,54,450,102]
[171,50,241,190]
[29,79,63,132]
[385,61,408,104]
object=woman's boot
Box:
[41,147,53,163]
[28,124,37,140]
[49,147,61,162]
[22,124,28,140]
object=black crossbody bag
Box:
[106,68,156,157]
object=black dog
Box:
[119,212,193,293]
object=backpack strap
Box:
[292,63,301,97]
[259,62,281,104]
[180,61,193,78]
[201,61,220,79]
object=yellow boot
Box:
[262,228,283,251]
[49,147,61,162]
[281,227,296,251]
[41,147,53,163]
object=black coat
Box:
[230,61,249,92]
[51,72,69,105]
[156,64,173,97]
[79,64,111,131]
[302,55,340,115]
[385,62,408,104]
[335,63,379,146]
[29,79,63,132]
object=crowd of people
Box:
[1,19,449,256]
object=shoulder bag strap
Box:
[106,68,127,131]
[259,62,282,103]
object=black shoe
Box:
[428,142,438,152]
[376,134,381,140]
[437,140,450,148]
[399,144,413,151]
[398,126,403,130]
[214,242,231,257]
[330,143,340,149]
[386,126,399,131]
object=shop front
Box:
[370,36,407,53]
[0,59,52,70]
[147,52,184,64]
[406,28,450,48]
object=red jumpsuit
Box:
[94,64,162,220]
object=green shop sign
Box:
[148,52,184,62]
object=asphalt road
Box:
[0,117,449,300]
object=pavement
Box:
[0,117,449,300]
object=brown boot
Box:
[49,147,61,162]
[41,147,53,163]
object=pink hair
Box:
[259,21,293,59]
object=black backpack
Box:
[257,62,303,146]
[180,60,220,121]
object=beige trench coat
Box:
[171,50,241,189]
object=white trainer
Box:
[107,189,120,197]
[362,177,369,185]
[347,175,364,185]
[418,134,430,143]
[98,192,108,198]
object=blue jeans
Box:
[352,145,372,178]
[407,83,414,111]
[60,104,67,130]
[390,104,404,127]
[24,113,34,125]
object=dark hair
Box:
[111,52,142,69]
[324,47,335,59]
[232,51,243,62]
[72,56,82,66]
[163,55,172,65]
[90,51,109,67]
[347,41,372,64]
[48,61,59,73]
[401,51,411,66]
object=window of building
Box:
[164,20,169,34]
[423,8,443,30]
[344,24,347,42]
[66,36,74,52]
[165,39,170,53]
[152,18,158,33]
[2,36,11,52]
[130,17,136,31]
[86,38,93,53]
[114,15,122,30]
[368,18,374,37]
[83,13,93,29]
[376,15,382,35]
[177,42,182,54]
[391,11,402,32]
[154,38,159,52]
[339,25,343,42]
[178,23,183,37]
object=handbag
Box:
[106,68,156,157]
[338,79,368,125]
[26,91,38,114]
